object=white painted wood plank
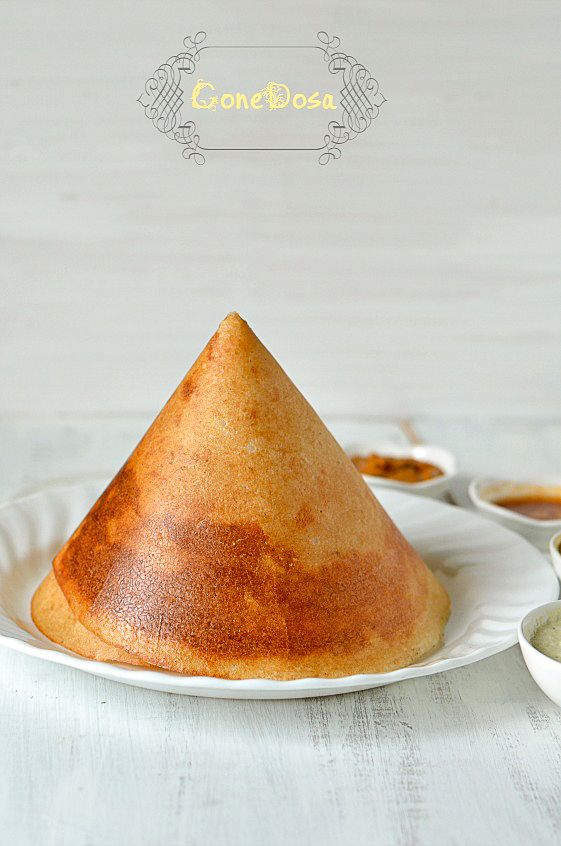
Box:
[1,0,560,418]
[2,646,561,846]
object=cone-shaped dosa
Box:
[32,313,449,678]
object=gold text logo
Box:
[190,80,337,111]
[139,31,386,164]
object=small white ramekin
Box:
[348,442,456,500]
[519,599,561,706]
[469,477,561,551]
[550,530,561,581]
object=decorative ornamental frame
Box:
[138,32,386,165]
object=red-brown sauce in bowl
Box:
[495,495,561,521]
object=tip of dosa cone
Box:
[33,313,448,679]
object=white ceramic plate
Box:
[0,480,557,699]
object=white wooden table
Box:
[2,417,561,846]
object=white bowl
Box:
[469,478,561,551]
[519,600,561,706]
[550,530,561,581]
[346,442,456,500]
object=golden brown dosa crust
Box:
[52,313,450,679]
[31,571,146,666]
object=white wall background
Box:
[1,0,560,421]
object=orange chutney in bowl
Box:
[351,453,444,484]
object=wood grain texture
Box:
[1,417,561,845]
[2,0,561,840]
[1,0,560,419]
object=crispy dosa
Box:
[35,313,449,678]
[32,571,145,665]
